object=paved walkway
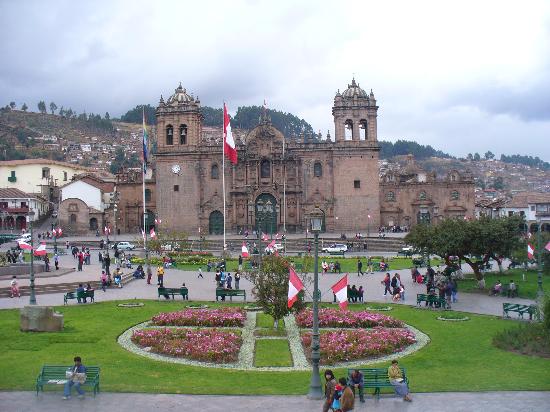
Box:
[1,391,549,412]
[0,248,536,315]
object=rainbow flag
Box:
[142,107,148,173]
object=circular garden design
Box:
[118,307,429,371]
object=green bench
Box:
[216,288,246,302]
[503,303,539,320]
[158,287,188,300]
[36,365,100,396]
[64,290,95,305]
[347,367,408,399]
[416,293,446,309]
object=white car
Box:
[16,233,32,243]
[322,243,348,253]
[112,241,136,251]
[265,243,284,254]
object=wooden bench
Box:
[216,288,246,302]
[158,287,188,300]
[64,290,95,305]
[416,293,446,309]
[36,365,100,396]
[502,303,539,320]
[347,367,408,399]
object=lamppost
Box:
[307,206,324,400]
[536,218,544,300]
[27,209,36,305]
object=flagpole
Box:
[142,107,150,276]
[283,135,286,233]
[222,102,226,254]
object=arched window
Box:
[260,159,271,178]
[179,124,187,144]
[70,214,77,224]
[211,164,219,179]
[419,191,427,200]
[386,191,395,202]
[344,119,353,140]
[359,119,368,140]
[166,125,173,145]
[89,218,98,230]
[313,162,322,177]
[145,189,152,202]
[451,190,460,200]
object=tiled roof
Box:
[0,188,35,199]
[506,192,550,208]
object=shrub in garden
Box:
[295,308,405,328]
[132,328,242,363]
[151,308,246,327]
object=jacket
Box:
[324,378,336,401]
[340,386,355,411]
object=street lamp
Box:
[307,206,324,400]
[536,218,544,300]
[27,209,36,305]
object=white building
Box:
[0,188,48,230]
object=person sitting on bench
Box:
[76,284,86,303]
[489,280,502,296]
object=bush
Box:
[493,323,550,357]
[544,296,550,331]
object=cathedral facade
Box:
[155,79,381,234]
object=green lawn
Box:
[458,269,549,299]
[256,313,284,329]
[0,300,549,394]
[254,339,292,367]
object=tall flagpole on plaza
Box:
[142,107,150,274]
[283,132,286,234]
[222,106,226,253]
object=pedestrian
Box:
[157,265,165,287]
[338,377,355,412]
[235,272,241,289]
[99,251,103,264]
[18,250,24,263]
[54,252,59,270]
[44,255,50,272]
[198,267,203,278]
[10,276,21,298]
[77,252,83,271]
[357,258,364,276]
[146,267,153,285]
[450,278,458,303]
[322,370,337,412]
[445,281,452,309]
[100,271,107,292]
[66,240,70,250]
[367,256,374,274]
[238,255,243,271]
[104,254,111,277]
[226,273,233,289]
[381,273,391,296]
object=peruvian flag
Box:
[155,218,162,225]
[18,241,32,250]
[546,241,550,252]
[57,228,63,236]
[241,242,249,258]
[267,239,276,249]
[331,274,348,310]
[150,228,157,239]
[34,242,47,256]
[223,103,237,164]
[104,226,111,235]
[287,267,304,308]
[261,233,269,242]
[527,243,535,260]
[275,233,281,240]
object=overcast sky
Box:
[1,0,549,160]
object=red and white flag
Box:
[331,274,348,310]
[104,226,111,235]
[527,232,533,239]
[275,233,281,240]
[527,243,535,260]
[154,218,162,225]
[261,233,269,242]
[545,241,550,252]
[288,267,304,308]
[57,228,63,236]
[34,242,47,256]
[267,239,276,249]
[150,228,157,239]
[223,103,237,164]
[18,240,32,250]
[241,242,249,258]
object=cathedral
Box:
[154,79,381,234]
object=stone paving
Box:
[1,391,549,412]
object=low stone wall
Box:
[0,263,46,277]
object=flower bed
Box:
[132,328,242,363]
[301,328,416,363]
[151,308,246,327]
[295,308,404,329]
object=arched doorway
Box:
[417,210,431,225]
[16,216,27,230]
[89,218,98,231]
[141,210,155,231]
[255,193,277,234]
[5,216,14,230]
[209,211,224,234]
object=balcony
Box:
[7,176,16,183]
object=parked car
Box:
[161,243,182,252]
[111,241,136,251]
[265,243,284,254]
[397,246,414,257]
[321,243,348,254]
[15,233,32,244]
[51,210,58,218]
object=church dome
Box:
[342,78,368,98]
[166,83,195,105]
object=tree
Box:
[105,112,110,120]
[121,104,156,124]
[492,176,504,190]
[49,102,57,114]
[21,103,28,112]
[245,255,307,328]
[9,101,15,109]
[484,150,495,160]
[405,215,524,281]
[473,152,481,161]
[467,153,473,160]
[37,101,47,114]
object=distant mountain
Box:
[378,139,453,160]
[500,154,550,170]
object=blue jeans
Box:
[64,380,85,396]
[452,291,458,302]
